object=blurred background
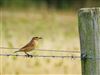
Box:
[0,0,100,75]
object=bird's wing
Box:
[19,42,32,51]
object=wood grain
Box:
[78,8,100,75]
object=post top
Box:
[80,7,100,11]
[79,7,100,14]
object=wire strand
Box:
[0,47,80,53]
[0,54,80,58]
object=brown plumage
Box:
[14,37,42,57]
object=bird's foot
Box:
[25,54,33,58]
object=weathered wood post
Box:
[78,8,100,75]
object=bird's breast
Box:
[32,40,38,47]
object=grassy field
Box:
[0,9,81,75]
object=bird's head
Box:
[32,37,42,41]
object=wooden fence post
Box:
[78,8,100,75]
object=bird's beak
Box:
[39,37,42,39]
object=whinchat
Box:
[14,37,42,57]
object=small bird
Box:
[14,37,42,57]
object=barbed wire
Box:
[0,47,80,53]
[0,54,80,58]
[0,47,80,59]
[0,47,100,60]
[0,54,100,60]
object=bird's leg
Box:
[25,52,33,57]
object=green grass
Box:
[0,9,81,74]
